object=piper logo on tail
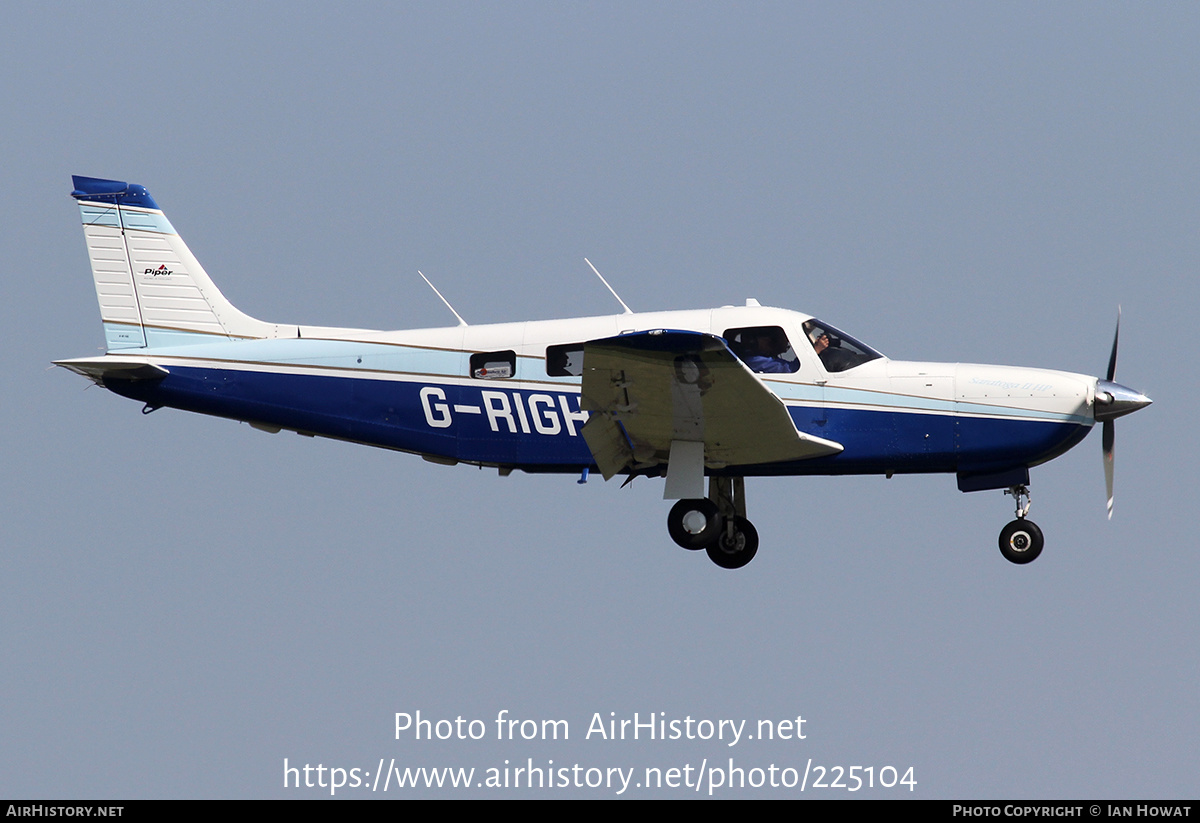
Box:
[143,265,173,276]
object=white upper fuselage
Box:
[92,302,1097,437]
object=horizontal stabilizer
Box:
[54,357,168,385]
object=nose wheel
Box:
[999,484,1043,564]
[666,477,759,569]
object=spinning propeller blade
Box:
[1093,308,1151,519]
[1103,419,1115,519]
[1106,307,1120,383]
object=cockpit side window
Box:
[802,319,883,373]
[724,326,800,374]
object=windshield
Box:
[801,318,883,373]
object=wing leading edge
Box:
[579,330,842,483]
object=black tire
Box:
[705,516,760,569]
[667,498,720,550]
[998,519,1044,564]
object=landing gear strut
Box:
[999,484,1044,564]
[667,476,759,569]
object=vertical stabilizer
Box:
[71,176,276,350]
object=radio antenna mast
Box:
[417,271,468,326]
[584,258,633,315]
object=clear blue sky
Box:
[2,2,1194,798]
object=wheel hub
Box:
[681,509,708,535]
[718,530,745,553]
[998,518,1044,564]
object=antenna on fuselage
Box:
[584,258,633,315]
[417,270,468,326]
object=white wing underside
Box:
[578,331,842,484]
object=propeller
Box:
[1093,308,1152,518]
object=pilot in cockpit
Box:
[808,325,831,358]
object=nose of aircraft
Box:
[1094,379,1152,422]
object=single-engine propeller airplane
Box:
[57,176,1152,569]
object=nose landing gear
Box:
[666,476,759,569]
[999,484,1044,564]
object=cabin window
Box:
[724,326,800,374]
[470,350,516,379]
[546,343,585,377]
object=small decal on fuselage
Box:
[968,377,1054,392]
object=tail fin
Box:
[71,176,278,350]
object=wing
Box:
[579,329,842,483]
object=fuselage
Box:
[81,303,1099,484]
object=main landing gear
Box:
[999,484,1044,564]
[667,477,759,569]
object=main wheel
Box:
[667,498,720,550]
[705,516,759,569]
[998,519,1044,564]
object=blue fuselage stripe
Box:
[106,366,1093,476]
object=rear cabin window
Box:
[470,350,516,379]
[546,343,585,377]
[724,326,800,374]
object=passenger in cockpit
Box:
[741,328,800,374]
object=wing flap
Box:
[580,413,635,481]
[579,330,841,476]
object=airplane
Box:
[56,175,1152,569]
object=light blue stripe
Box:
[140,337,469,378]
[118,207,175,234]
[117,332,587,384]
[770,379,1088,424]
[78,203,176,234]
[764,381,823,402]
[79,204,120,228]
[142,327,227,348]
[955,400,1089,425]
[103,322,146,350]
